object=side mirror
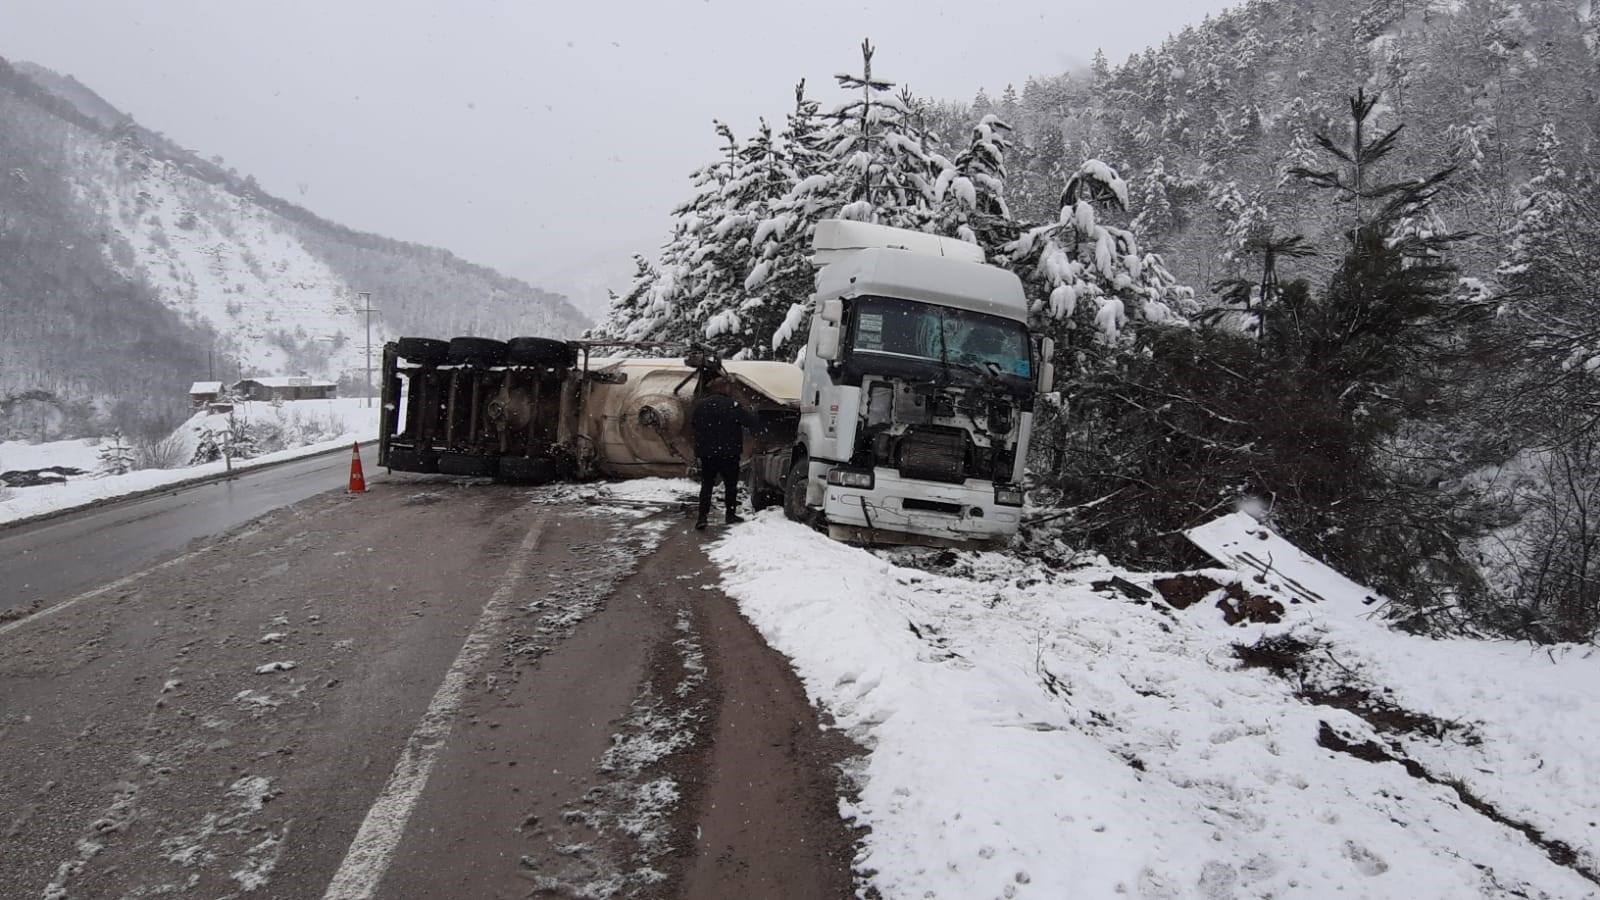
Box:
[815,324,841,361]
[1038,361,1055,394]
[1039,336,1055,363]
[820,299,844,323]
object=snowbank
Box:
[0,399,377,525]
[0,437,102,474]
[710,515,1600,898]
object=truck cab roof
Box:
[813,247,1030,324]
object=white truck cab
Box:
[778,220,1054,548]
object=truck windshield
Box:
[848,296,1031,386]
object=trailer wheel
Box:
[783,452,811,522]
[747,465,780,511]
[385,446,440,473]
[396,337,449,366]
[437,452,499,478]
[446,337,509,366]
[507,337,578,368]
[498,455,558,485]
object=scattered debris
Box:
[1232,633,1317,677]
[1185,512,1386,611]
[1,466,86,488]
[1091,575,1152,600]
[0,597,43,624]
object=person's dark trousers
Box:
[697,455,741,526]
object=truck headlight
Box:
[994,485,1025,507]
[826,467,875,489]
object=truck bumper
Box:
[821,470,1021,547]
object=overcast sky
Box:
[1,0,1238,309]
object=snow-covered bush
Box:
[132,431,186,470]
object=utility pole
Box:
[356,291,378,408]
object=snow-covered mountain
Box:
[0,57,589,439]
[76,136,377,380]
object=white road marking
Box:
[0,544,216,639]
[322,519,547,900]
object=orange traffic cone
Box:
[347,442,367,493]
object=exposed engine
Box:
[857,375,1019,484]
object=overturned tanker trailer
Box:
[377,337,800,485]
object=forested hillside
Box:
[0,57,587,441]
[596,2,1599,640]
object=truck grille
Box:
[898,429,967,484]
[903,498,964,515]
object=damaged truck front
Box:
[747,220,1055,549]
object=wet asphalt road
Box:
[0,479,858,899]
[0,448,370,614]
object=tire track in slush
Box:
[321,518,547,900]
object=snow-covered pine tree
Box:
[591,255,661,343]
[698,118,801,359]
[1129,155,1177,241]
[225,411,258,460]
[742,81,836,361]
[809,39,936,229]
[190,426,223,466]
[1208,227,1316,341]
[97,431,134,475]
[760,55,943,360]
[971,88,993,117]
[677,121,751,349]
[934,113,1014,250]
[592,124,743,348]
[1495,123,1600,422]
[1007,157,1193,359]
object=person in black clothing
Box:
[690,378,760,530]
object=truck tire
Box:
[447,337,509,366]
[747,465,781,512]
[437,452,499,478]
[783,452,811,522]
[385,446,439,473]
[507,337,578,368]
[498,455,557,484]
[396,337,449,366]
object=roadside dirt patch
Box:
[657,522,864,899]
[1152,573,1220,610]
[1214,582,1284,624]
[1154,573,1282,624]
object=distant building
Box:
[189,381,225,408]
[232,376,338,402]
